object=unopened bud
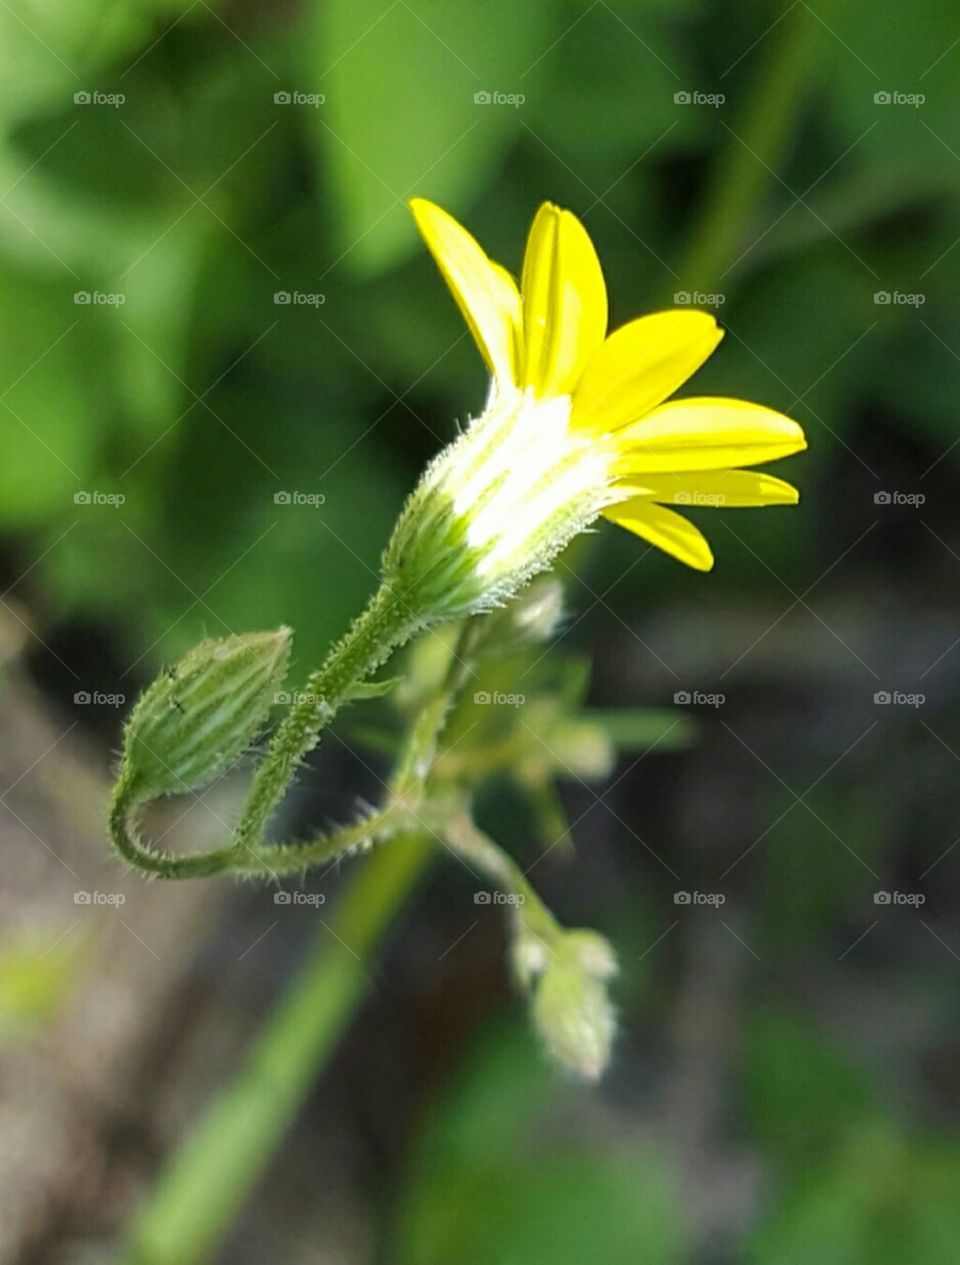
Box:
[548,719,615,780]
[565,928,618,980]
[510,924,552,989]
[120,629,292,799]
[532,961,616,1081]
[474,576,565,659]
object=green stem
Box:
[670,0,825,300]
[115,833,434,1265]
[115,625,475,1265]
[444,810,562,946]
[232,581,419,857]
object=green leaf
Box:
[585,707,697,752]
[306,0,548,272]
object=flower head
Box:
[383,199,806,618]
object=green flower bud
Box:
[564,928,619,980]
[510,923,552,989]
[547,719,615,780]
[473,576,565,660]
[532,960,616,1081]
[120,629,292,800]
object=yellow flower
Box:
[383,199,806,618]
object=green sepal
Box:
[119,628,292,801]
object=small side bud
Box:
[564,928,619,980]
[120,629,292,800]
[547,719,615,780]
[510,922,552,989]
[474,576,565,658]
[532,960,616,1081]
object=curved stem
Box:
[231,581,420,857]
[111,581,424,880]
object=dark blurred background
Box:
[2,0,960,1261]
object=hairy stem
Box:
[114,626,475,1265]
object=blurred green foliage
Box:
[5,0,958,669]
[396,1021,682,1264]
[3,0,960,1259]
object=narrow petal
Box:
[521,203,607,398]
[615,397,807,474]
[572,311,723,434]
[604,500,714,571]
[410,198,521,387]
[615,469,800,508]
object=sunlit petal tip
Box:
[409,198,521,388]
[604,501,715,571]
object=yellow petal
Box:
[604,500,714,571]
[410,198,521,387]
[615,397,807,474]
[615,469,800,508]
[572,311,722,434]
[520,203,607,398]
